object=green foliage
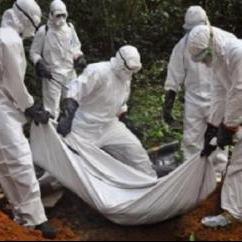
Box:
[129,65,184,148]
[1,0,242,62]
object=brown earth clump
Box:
[0,211,81,241]
[0,212,43,241]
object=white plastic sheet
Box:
[31,122,217,225]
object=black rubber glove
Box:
[217,123,236,150]
[74,55,87,74]
[25,102,52,125]
[163,90,176,124]
[36,59,52,79]
[119,112,127,122]
[201,123,218,157]
[57,98,79,137]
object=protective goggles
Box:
[192,47,213,62]
[55,13,67,18]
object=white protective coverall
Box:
[63,46,157,178]
[188,25,242,221]
[0,0,47,226]
[165,6,234,164]
[30,0,83,119]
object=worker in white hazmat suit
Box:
[188,25,242,227]
[56,45,157,178]
[163,6,230,167]
[30,0,86,120]
[30,0,85,198]
[0,0,56,238]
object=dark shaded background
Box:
[1,0,242,66]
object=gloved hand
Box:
[163,90,176,124]
[36,59,52,79]
[201,123,218,157]
[119,112,127,122]
[217,123,237,150]
[57,98,79,137]
[74,55,87,74]
[25,102,52,125]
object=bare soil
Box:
[1,186,242,241]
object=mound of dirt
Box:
[0,210,81,241]
[0,212,43,241]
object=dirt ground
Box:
[177,186,242,241]
[1,187,242,241]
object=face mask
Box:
[131,64,142,73]
[116,62,142,81]
[21,21,36,39]
[192,47,212,61]
[53,14,67,27]
[192,47,216,68]
[116,67,133,81]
